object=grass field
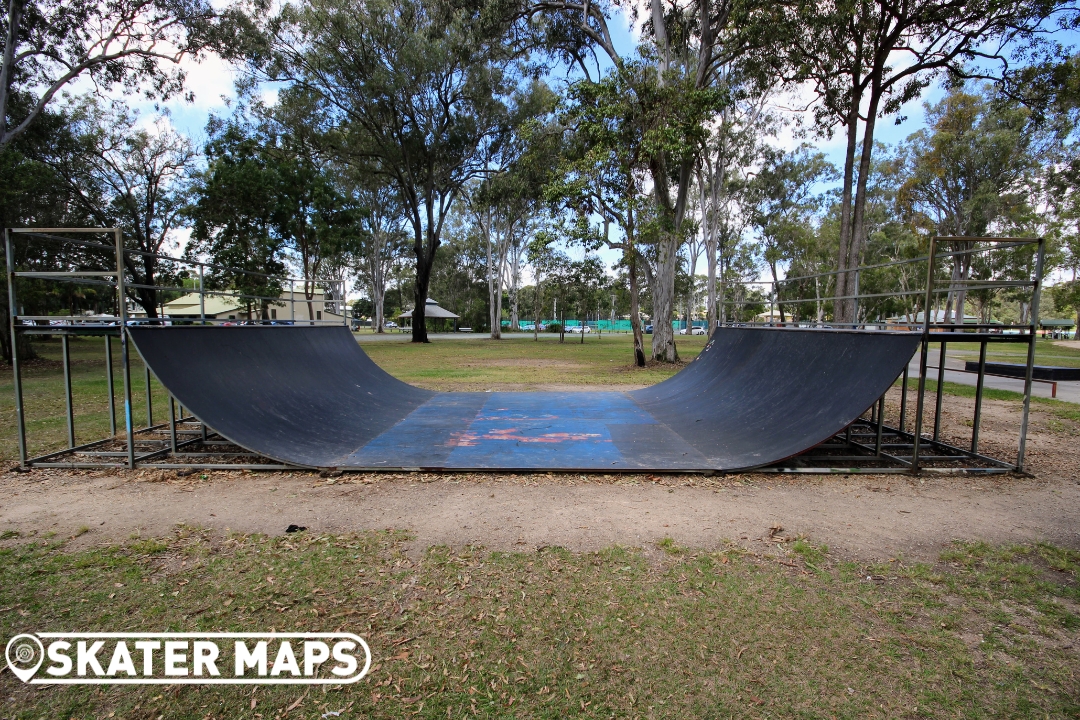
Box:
[0,336,171,464]
[2,334,1080,717]
[944,338,1080,368]
[1,529,1078,719]
[358,333,709,390]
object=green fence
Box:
[501,320,708,331]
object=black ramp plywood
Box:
[128,326,433,467]
[629,327,920,468]
[129,325,920,471]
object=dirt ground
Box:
[2,389,1078,562]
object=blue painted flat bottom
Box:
[344,392,711,470]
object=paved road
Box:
[907,347,1080,404]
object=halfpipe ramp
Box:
[128,326,919,472]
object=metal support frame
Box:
[105,334,116,436]
[168,396,178,454]
[1016,238,1045,472]
[4,229,1047,475]
[117,229,135,468]
[933,341,947,442]
[972,341,987,454]
[144,365,153,428]
[61,334,75,448]
[6,229,27,467]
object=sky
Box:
[103,4,1072,292]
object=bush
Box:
[547,323,562,333]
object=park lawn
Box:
[943,338,1080,368]
[0,528,1078,719]
[0,336,171,465]
[357,333,709,390]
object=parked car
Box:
[644,324,653,334]
[385,321,398,329]
[691,326,706,335]
[519,323,535,331]
[568,325,592,333]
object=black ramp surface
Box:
[129,325,920,471]
[128,326,433,467]
[630,327,921,468]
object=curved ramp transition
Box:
[128,326,920,471]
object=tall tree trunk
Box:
[411,221,437,344]
[834,63,862,325]
[770,261,786,324]
[651,232,679,363]
[533,277,541,341]
[845,84,881,326]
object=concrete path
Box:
[906,348,1080,403]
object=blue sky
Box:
[121,6,1073,285]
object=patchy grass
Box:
[898,378,1080,425]
[358,334,708,390]
[0,336,170,464]
[1,530,1078,719]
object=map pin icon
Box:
[5,634,44,682]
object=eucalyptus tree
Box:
[761,0,1080,324]
[255,0,526,342]
[467,84,560,339]
[898,84,1045,324]
[745,146,835,323]
[351,178,410,334]
[524,0,771,361]
[50,98,195,318]
[546,68,657,366]
[187,117,288,318]
[189,106,360,321]
[0,0,226,150]
[695,77,774,329]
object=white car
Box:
[679,326,707,335]
[568,326,592,333]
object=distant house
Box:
[399,299,460,332]
[1039,318,1075,338]
[884,311,995,330]
[132,288,346,323]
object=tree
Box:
[898,84,1044,324]
[695,83,772,331]
[526,231,564,341]
[762,0,1079,324]
[0,0,224,150]
[187,117,287,316]
[189,99,362,321]
[54,98,195,318]
[547,70,657,366]
[525,0,769,361]
[745,146,835,323]
[352,179,410,333]
[257,0,525,342]
[0,101,100,362]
